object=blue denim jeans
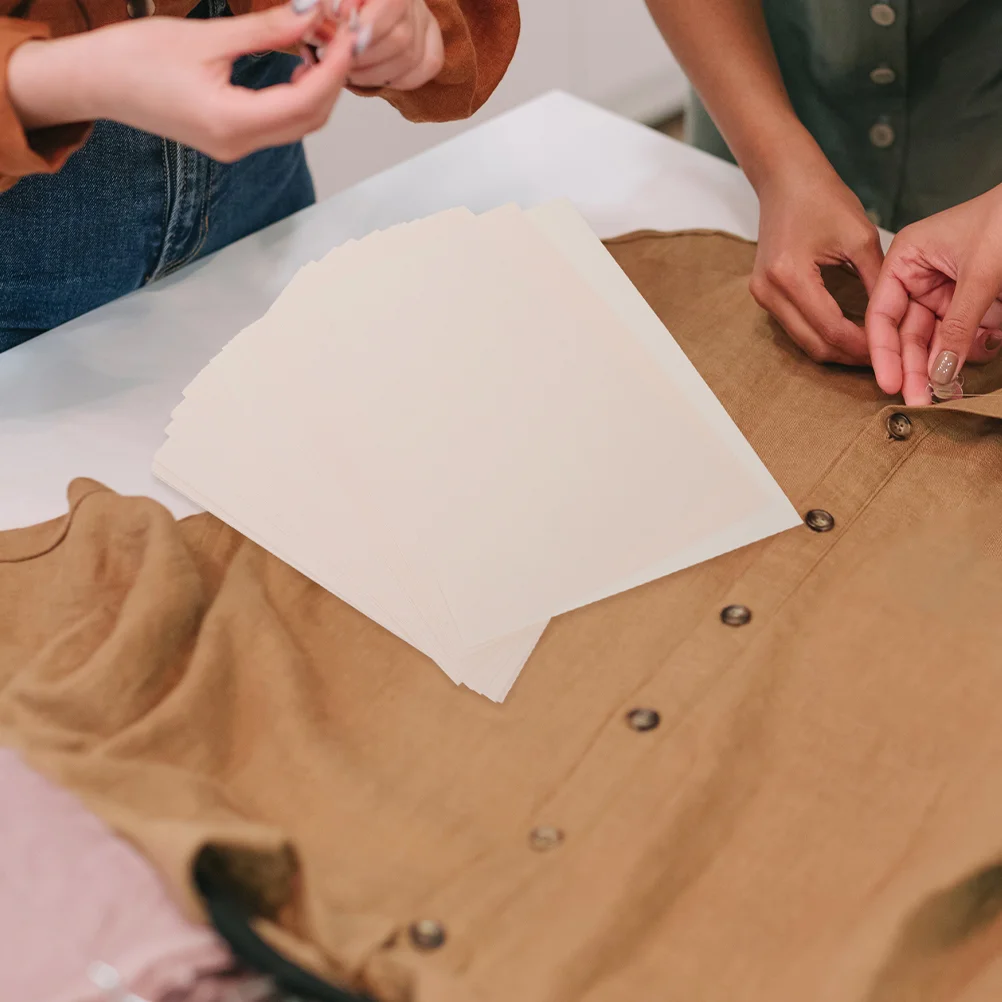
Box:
[0,0,315,353]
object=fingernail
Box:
[985,332,1002,352]
[348,7,359,29]
[291,0,318,13]
[330,0,342,14]
[352,22,372,56]
[930,350,959,385]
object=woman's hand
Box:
[7,3,357,163]
[867,186,1002,405]
[750,157,885,366]
[342,0,444,90]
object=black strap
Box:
[194,850,374,1002]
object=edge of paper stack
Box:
[154,200,800,701]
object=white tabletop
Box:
[0,91,763,530]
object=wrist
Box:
[7,33,104,131]
[736,118,835,197]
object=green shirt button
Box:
[869,66,897,85]
[870,3,896,27]
[869,122,896,148]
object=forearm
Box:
[0,21,93,189]
[8,34,99,131]
[644,0,829,191]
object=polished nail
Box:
[352,22,372,56]
[985,332,1002,352]
[291,0,319,13]
[930,350,959,385]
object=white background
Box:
[304,0,687,199]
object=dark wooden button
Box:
[886,413,912,440]
[626,708,661,732]
[409,919,446,950]
[126,0,156,16]
[804,509,835,533]
[721,604,752,627]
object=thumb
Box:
[929,264,1002,391]
[210,3,323,56]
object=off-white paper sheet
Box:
[154,201,799,700]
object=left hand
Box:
[866,185,1002,405]
[337,0,444,91]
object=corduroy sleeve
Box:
[349,0,520,122]
[0,18,90,192]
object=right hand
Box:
[8,3,356,163]
[749,160,885,366]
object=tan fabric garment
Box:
[4,230,1002,1002]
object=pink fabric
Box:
[0,747,239,1002]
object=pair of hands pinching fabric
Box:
[753,165,1002,406]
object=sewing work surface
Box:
[0,92,787,532]
[154,201,798,698]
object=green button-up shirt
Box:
[687,0,1002,230]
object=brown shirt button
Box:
[126,0,156,15]
[409,919,447,950]
[529,826,564,851]
[804,509,835,533]
[886,413,912,440]
[626,708,660,732]
[720,604,752,627]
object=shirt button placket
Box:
[864,1,905,228]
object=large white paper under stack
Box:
[154,201,799,700]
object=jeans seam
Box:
[145,138,173,284]
[155,154,212,280]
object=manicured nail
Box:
[348,7,359,29]
[352,22,372,56]
[292,0,318,13]
[985,332,1002,352]
[930,350,959,385]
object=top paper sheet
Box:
[154,201,799,699]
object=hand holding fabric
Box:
[867,185,1002,405]
[750,159,884,366]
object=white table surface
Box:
[0,90,765,530]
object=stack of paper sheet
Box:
[154,201,799,700]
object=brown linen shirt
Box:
[0,0,519,190]
[3,230,1002,1002]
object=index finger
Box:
[225,29,353,142]
[776,265,869,364]
[865,264,911,395]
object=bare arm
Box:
[644,0,822,189]
[645,0,885,368]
